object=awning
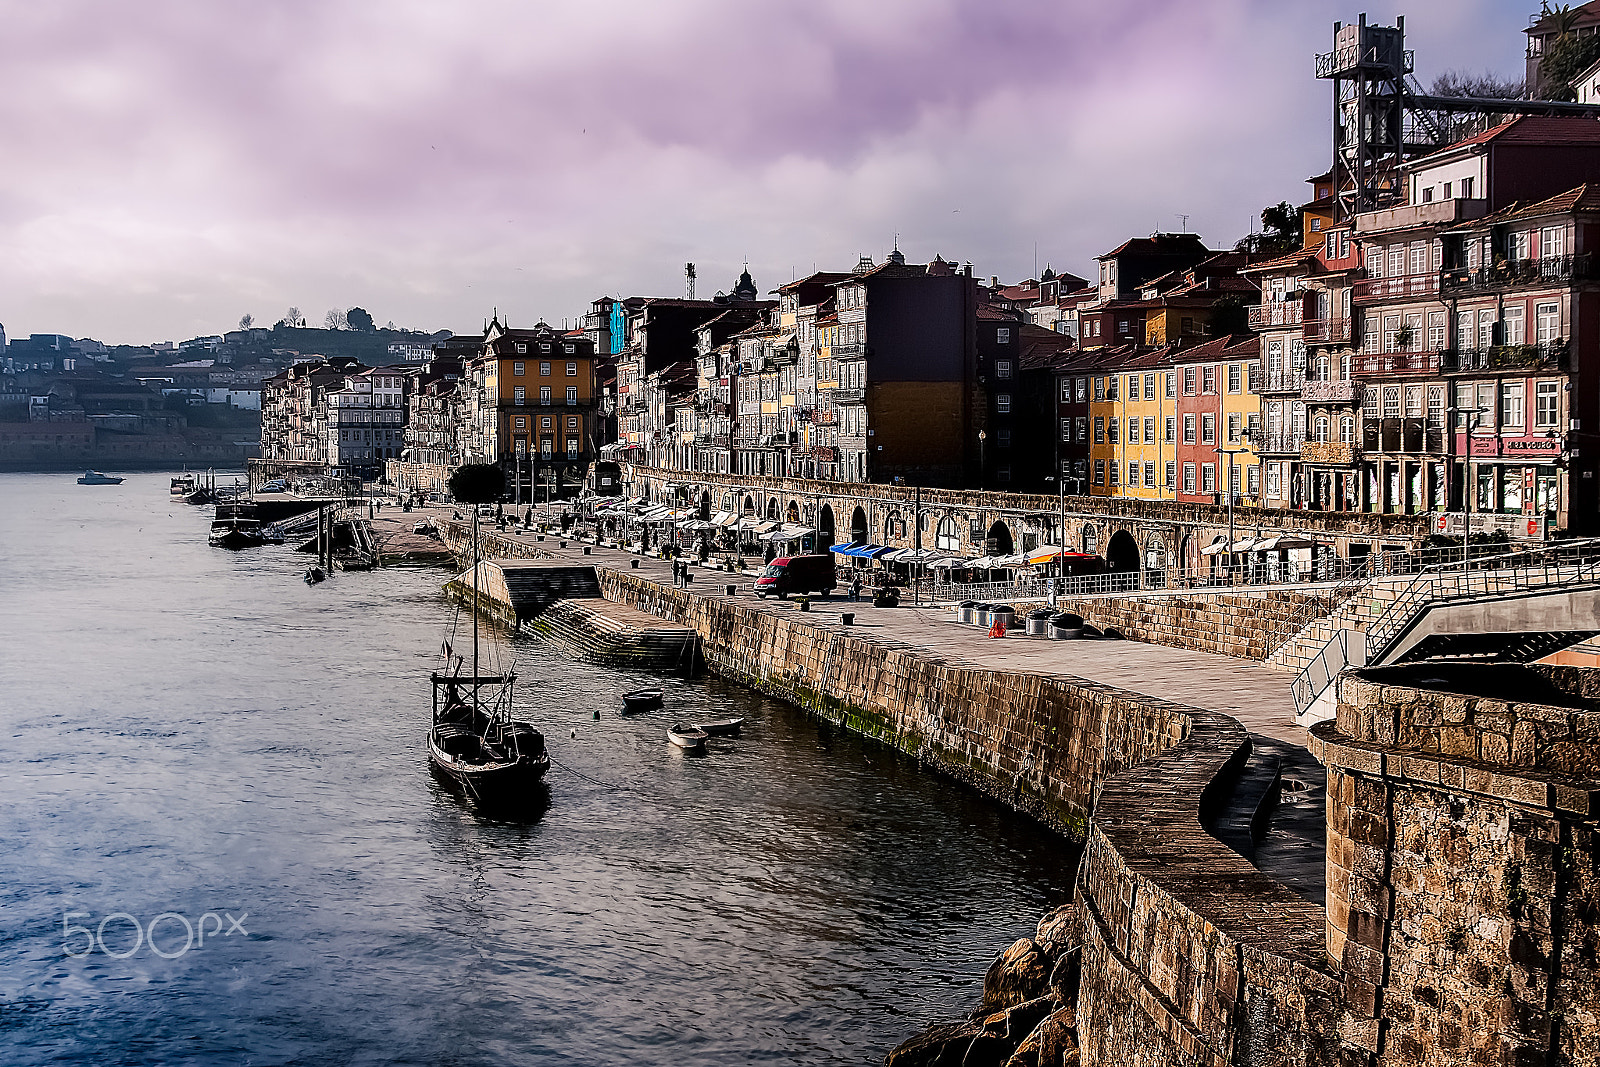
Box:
[748,520,779,535]
[679,520,720,532]
[829,542,894,559]
[761,523,812,542]
[881,548,943,563]
[994,553,1032,567]
[967,555,1006,568]
[1228,537,1259,552]
[709,510,734,526]
[1027,545,1065,564]
[1252,535,1316,552]
[927,555,973,569]
[1200,538,1231,556]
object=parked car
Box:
[755,555,836,599]
[257,480,287,493]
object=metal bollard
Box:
[631,559,639,569]
[841,613,855,626]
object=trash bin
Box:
[841,612,855,626]
[989,606,1016,631]
[1051,612,1084,639]
[725,584,737,597]
[973,603,992,628]
[1025,608,1054,637]
[958,600,977,625]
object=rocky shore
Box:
[887,904,1082,1067]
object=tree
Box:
[323,308,347,331]
[1536,2,1599,100]
[238,313,253,330]
[345,307,375,332]
[1207,295,1248,338]
[448,463,505,504]
[1427,70,1527,144]
[1234,201,1301,256]
[283,306,305,328]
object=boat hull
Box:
[693,717,744,737]
[621,689,663,713]
[667,725,708,751]
[428,741,550,807]
[209,529,266,549]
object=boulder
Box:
[885,1020,982,1067]
[1013,1007,1079,1067]
[1047,948,1082,1004]
[1033,904,1080,961]
[979,938,1050,1016]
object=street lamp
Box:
[1451,406,1490,566]
[1046,473,1066,597]
[1217,430,1259,583]
[977,430,987,488]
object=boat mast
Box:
[472,507,480,707]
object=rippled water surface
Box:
[0,471,1072,1065]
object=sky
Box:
[0,0,1535,345]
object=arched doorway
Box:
[850,506,868,543]
[742,494,755,515]
[699,490,711,520]
[986,521,1013,556]
[883,510,903,542]
[936,515,961,552]
[766,498,780,520]
[787,500,801,523]
[819,504,835,549]
[1106,530,1139,573]
[1144,537,1168,571]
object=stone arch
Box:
[766,497,780,519]
[818,504,836,550]
[883,510,904,542]
[986,520,1013,555]
[1143,535,1169,572]
[935,514,962,552]
[850,506,868,542]
[699,490,712,520]
[1106,529,1139,573]
[787,499,801,523]
[1082,524,1098,555]
[742,494,756,515]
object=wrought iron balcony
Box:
[1248,302,1305,329]
[1442,254,1594,293]
[1441,343,1570,373]
[832,387,866,402]
[1257,432,1306,454]
[1256,365,1306,394]
[1302,318,1353,344]
[1350,351,1442,376]
[1353,273,1441,303]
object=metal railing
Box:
[1442,254,1594,293]
[1353,273,1440,302]
[1291,538,1600,716]
[1303,318,1353,344]
[1441,343,1569,373]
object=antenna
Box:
[685,262,696,300]
[1176,214,1190,233]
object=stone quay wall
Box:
[1313,664,1600,1067]
[1027,588,1344,662]
[596,568,1339,1065]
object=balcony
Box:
[1353,197,1485,236]
[1441,342,1570,373]
[1248,301,1305,329]
[1301,379,1358,403]
[1353,273,1441,303]
[1257,432,1306,455]
[832,387,866,403]
[1302,318,1353,345]
[1351,351,1442,376]
[1256,366,1306,394]
[1362,418,1447,454]
[832,344,865,359]
[1442,254,1596,293]
[1300,440,1360,465]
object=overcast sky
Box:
[0,0,1532,345]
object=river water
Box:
[0,471,1072,1066]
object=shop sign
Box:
[1469,435,1561,457]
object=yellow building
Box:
[481,320,598,493]
[1107,350,1179,501]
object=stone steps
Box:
[1262,577,1415,674]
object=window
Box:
[540,386,551,405]
[1183,367,1196,395]
[1340,416,1354,443]
[540,361,551,376]
[514,416,526,429]
[1267,463,1281,497]
[567,386,578,405]
[1542,226,1566,261]
[1164,461,1176,488]
[1405,385,1423,418]
[1325,232,1338,258]
[1126,375,1140,401]
[1388,247,1404,278]
[1227,364,1242,393]
[568,438,579,456]
[1228,413,1241,442]
[1144,373,1156,397]
[1427,310,1447,352]
[1144,416,1156,443]
[540,416,552,429]
[1094,377,1105,401]
[1536,381,1560,427]
[1314,414,1330,443]
[512,361,525,376]
[1202,366,1216,394]
[1537,302,1560,345]
[1106,377,1118,400]
[1248,362,1259,392]
[540,439,552,458]
[1504,305,1526,346]
[1384,314,1401,352]
[568,416,579,429]
[513,386,525,406]
[1128,417,1138,442]
[1107,417,1119,443]
[1501,381,1525,428]
[567,362,578,376]
[1461,176,1474,198]
[1477,309,1496,351]
[1109,463,1119,487]
[1075,378,1087,402]
[1164,417,1176,443]
[1060,418,1072,442]
[1128,461,1140,486]
[1409,242,1427,276]
[1201,413,1216,444]
[996,328,1011,344]
[1509,230,1530,263]
[996,394,1011,414]
[996,359,1012,379]
[1201,463,1216,494]
[1183,463,1196,494]
[516,343,527,354]
[1183,414,1196,444]
[936,517,961,551]
[1094,417,1105,444]
[1165,373,1176,399]
[1144,462,1155,488]
[1365,245,1384,278]
[1247,464,1260,496]
[1381,386,1400,417]
[1075,416,1088,441]
[1094,459,1106,486]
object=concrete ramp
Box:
[445,561,602,624]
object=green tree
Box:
[1234,201,1301,256]
[1537,2,1600,100]
[1208,294,1248,337]
[238,313,253,330]
[345,307,375,332]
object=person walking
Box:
[848,575,862,602]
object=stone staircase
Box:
[1262,575,1415,675]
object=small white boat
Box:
[77,470,123,485]
[667,723,708,751]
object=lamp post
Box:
[978,430,987,488]
[1454,406,1490,566]
[1217,430,1258,583]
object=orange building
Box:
[479,320,599,497]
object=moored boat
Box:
[692,716,744,737]
[621,688,664,713]
[209,503,266,549]
[667,723,708,751]
[77,470,123,485]
[170,474,196,497]
[428,671,550,807]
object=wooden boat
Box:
[77,470,123,485]
[621,688,664,713]
[427,496,549,810]
[428,671,549,806]
[209,503,266,549]
[303,566,326,585]
[170,473,196,497]
[692,716,745,737]
[667,723,708,751]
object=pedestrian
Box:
[848,575,862,602]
